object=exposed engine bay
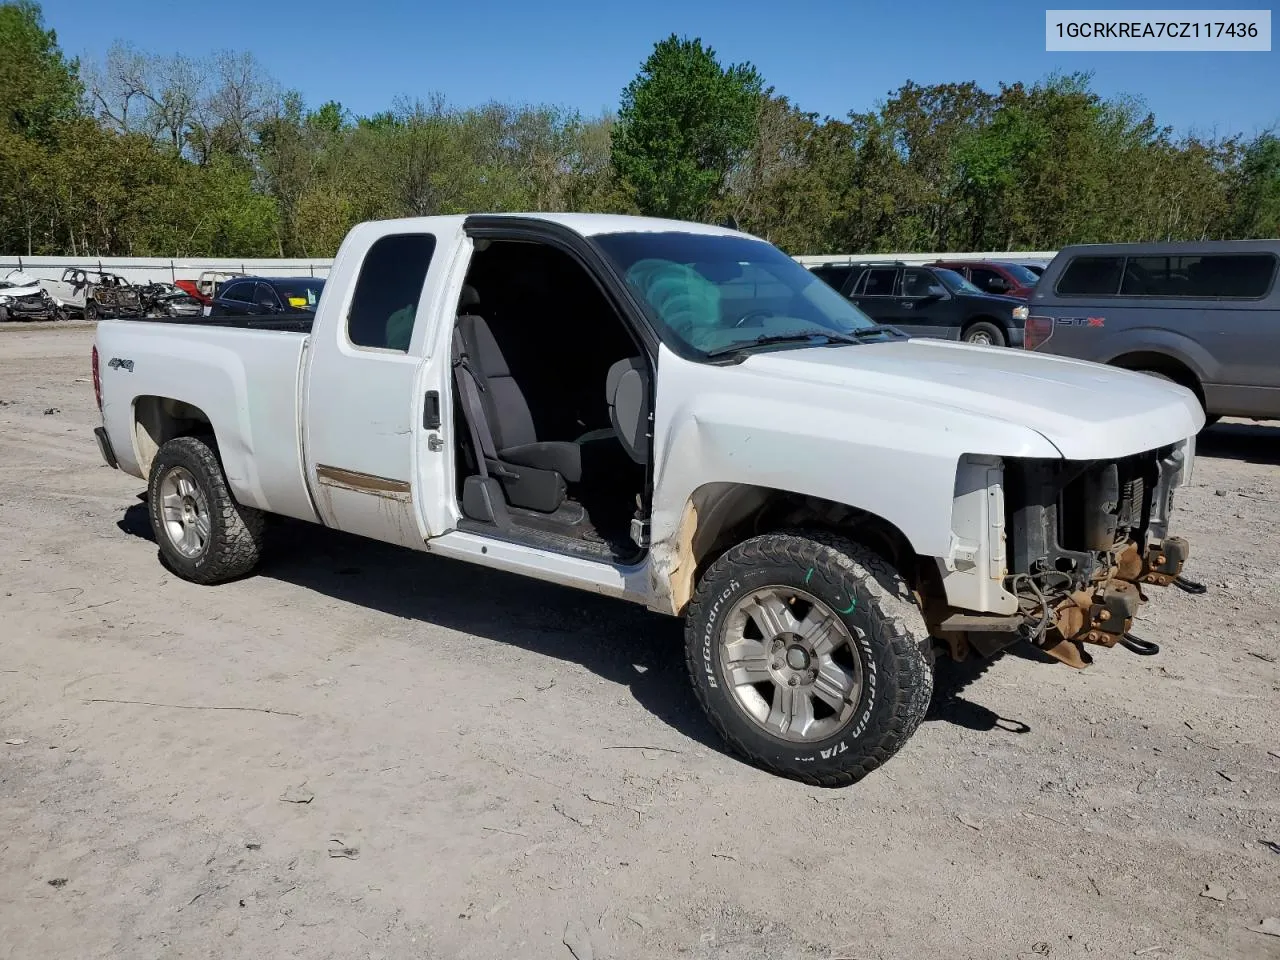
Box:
[936,441,1194,667]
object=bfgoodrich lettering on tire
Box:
[146,435,265,585]
[684,531,933,786]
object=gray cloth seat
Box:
[456,312,582,485]
[606,357,651,465]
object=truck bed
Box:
[121,313,315,334]
[95,317,317,523]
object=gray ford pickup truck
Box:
[1022,240,1280,424]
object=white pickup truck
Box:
[92,213,1203,786]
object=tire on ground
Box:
[684,530,933,787]
[146,435,266,584]
[962,320,1006,346]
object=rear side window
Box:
[1120,254,1277,298]
[811,265,853,292]
[221,281,255,303]
[861,268,897,296]
[1055,257,1124,296]
[347,233,437,351]
[255,283,281,309]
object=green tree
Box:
[0,0,80,139]
[1231,133,1280,238]
[611,35,762,220]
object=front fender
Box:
[647,344,1060,611]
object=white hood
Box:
[740,337,1204,460]
[0,282,42,298]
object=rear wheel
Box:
[147,435,265,584]
[84,300,98,322]
[962,320,1006,346]
[684,531,933,787]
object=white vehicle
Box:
[41,268,137,320]
[1,270,61,321]
[91,214,1202,785]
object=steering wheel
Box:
[734,309,776,328]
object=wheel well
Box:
[668,484,933,615]
[1108,352,1203,401]
[133,396,214,476]
[962,316,1004,334]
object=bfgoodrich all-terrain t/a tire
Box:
[685,531,933,787]
[146,435,265,585]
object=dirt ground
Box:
[1,322,1277,960]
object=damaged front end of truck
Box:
[932,439,1195,668]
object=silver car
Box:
[1023,240,1280,424]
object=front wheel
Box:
[84,300,98,322]
[146,435,265,584]
[962,320,1006,346]
[684,531,933,786]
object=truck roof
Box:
[1054,238,1280,256]
[348,212,753,240]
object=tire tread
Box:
[684,530,932,787]
[147,435,265,584]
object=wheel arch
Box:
[961,314,1009,337]
[133,395,217,479]
[1107,351,1205,404]
[659,482,930,617]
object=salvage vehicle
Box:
[92,214,1202,786]
[1024,240,1280,423]
[810,260,1030,346]
[136,282,204,319]
[175,270,244,305]
[41,268,142,320]
[0,271,63,322]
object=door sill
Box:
[426,526,650,604]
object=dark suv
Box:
[808,261,1029,346]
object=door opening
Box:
[449,238,652,563]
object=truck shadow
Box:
[120,503,722,752]
[927,651,1032,735]
[118,502,1029,756]
[1197,421,1280,466]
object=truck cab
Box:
[92,214,1203,787]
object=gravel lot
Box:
[2,323,1278,960]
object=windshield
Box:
[273,278,325,309]
[592,231,880,357]
[1002,263,1040,286]
[934,267,982,295]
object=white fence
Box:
[0,256,333,286]
[1,250,1059,286]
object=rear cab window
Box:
[347,234,437,352]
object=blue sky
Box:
[43,0,1279,139]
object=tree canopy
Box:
[0,2,1276,259]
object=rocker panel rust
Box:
[314,464,412,500]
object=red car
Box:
[931,260,1039,299]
